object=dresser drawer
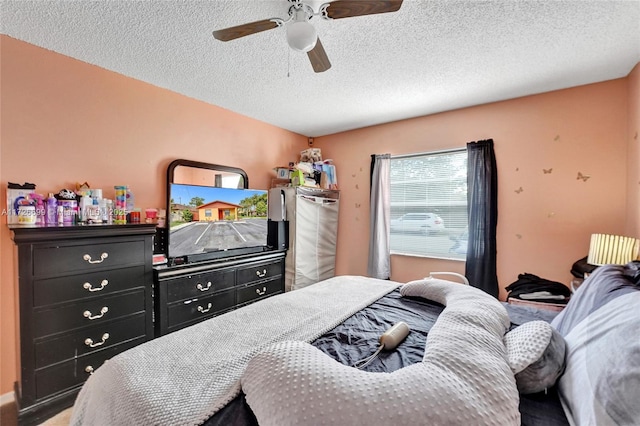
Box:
[35,313,146,368]
[33,240,146,277]
[35,338,144,400]
[237,278,284,305]
[34,290,146,338]
[167,289,235,330]
[236,260,283,285]
[33,266,145,307]
[166,269,235,303]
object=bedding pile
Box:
[241,278,521,425]
[70,276,399,426]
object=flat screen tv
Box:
[165,159,274,265]
[167,183,269,264]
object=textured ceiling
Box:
[2,1,639,137]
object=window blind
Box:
[390,149,468,259]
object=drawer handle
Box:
[85,365,94,375]
[256,269,267,278]
[196,281,212,292]
[85,333,110,348]
[83,307,109,320]
[83,253,109,264]
[256,286,267,296]
[197,303,213,314]
[83,279,109,292]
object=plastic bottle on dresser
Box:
[80,194,92,222]
[126,188,135,214]
[106,199,113,224]
[29,193,45,225]
[35,197,45,226]
[99,198,108,222]
[45,193,57,225]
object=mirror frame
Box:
[167,159,249,190]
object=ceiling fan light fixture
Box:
[286,20,318,52]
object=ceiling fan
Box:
[212,0,404,73]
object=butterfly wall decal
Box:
[577,172,590,182]
[515,187,524,194]
[543,168,553,174]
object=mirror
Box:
[165,159,269,265]
[169,159,248,189]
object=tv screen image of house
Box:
[169,183,268,258]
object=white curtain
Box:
[367,154,391,279]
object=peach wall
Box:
[0,36,306,394]
[316,78,631,299]
[627,63,640,237]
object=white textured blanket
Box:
[242,278,520,425]
[70,276,399,426]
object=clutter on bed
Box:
[241,278,520,426]
[69,262,639,426]
[352,321,411,369]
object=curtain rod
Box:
[391,147,465,159]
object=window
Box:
[390,149,468,260]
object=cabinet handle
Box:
[256,286,267,296]
[256,269,267,278]
[196,281,212,292]
[85,365,94,375]
[197,303,212,314]
[85,333,110,348]
[83,279,109,292]
[83,253,109,264]
[83,307,109,320]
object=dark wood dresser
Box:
[154,250,286,336]
[9,224,156,426]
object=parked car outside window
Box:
[390,213,445,235]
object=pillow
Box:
[241,278,521,426]
[504,320,566,394]
[557,291,640,425]
[551,263,639,336]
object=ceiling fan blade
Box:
[323,0,403,19]
[213,19,280,42]
[307,38,331,73]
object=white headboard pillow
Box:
[241,278,520,426]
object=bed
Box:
[70,262,640,426]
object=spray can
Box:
[106,199,113,224]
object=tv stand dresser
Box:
[9,223,156,426]
[153,249,286,336]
